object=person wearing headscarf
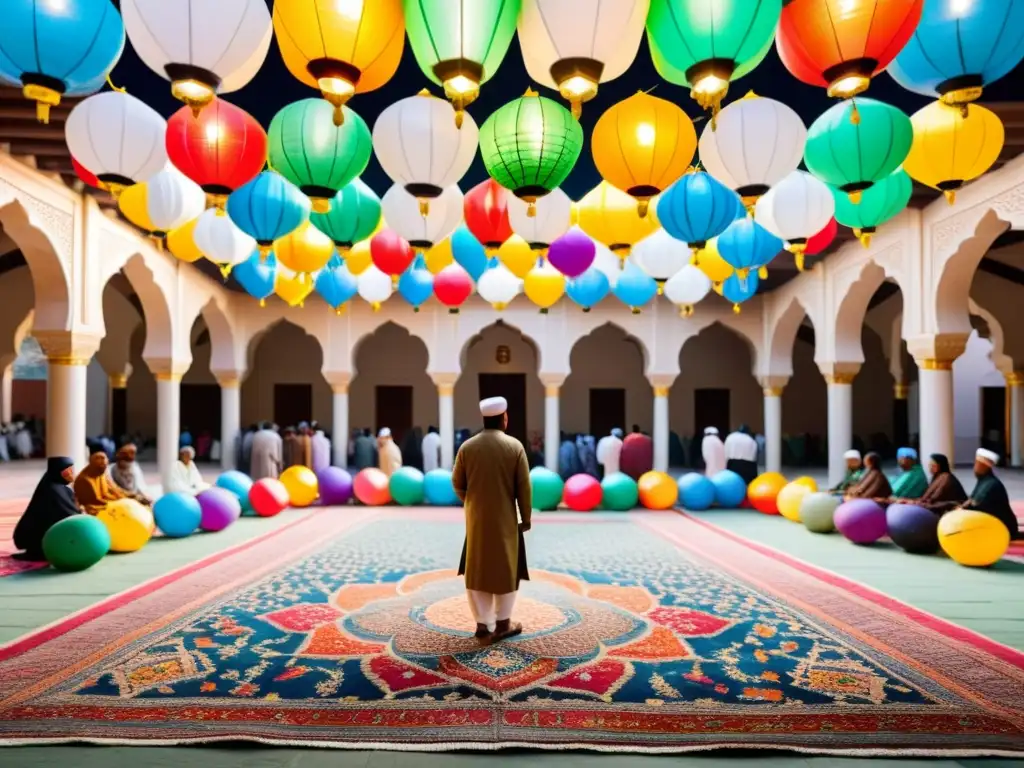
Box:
[889,447,929,500]
[296,422,314,468]
[830,450,864,494]
[558,434,581,479]
[250,422,283,481]
[109,443,152,505]
[353,428,376,470]
[12,456,80,561]
[281,426,300,468]
[401,426,424,471]
[377,428,402,477]
[74,451,127,515]
[961,449,1020,539]
[724,425,759,485]
[911,453,967,513]
[577,434,599,478]
[179,426,193,449]
[596,428,624,477]
[702,427,726,478]
[844,452,892,501]
[166,445,209,495]
[311,426,331,474]
[422,426,442,473]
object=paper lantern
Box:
[372,91,478,211]
[566,268,610,311]
[272,0,404,124]
[450,226,489,280]
[345,237,373,275]
[657,171,742,251]
[381,184,463,252]
[357,265,394,310]
[433,264,475,313]
[507,187,572,253]
[777,0,923,103]
[397,255,435,310]
[903,102,1005,204]
[647,0,781,119]
[697,93,806,210]
[193,208,257,277]
[118,166,206,245]
[613,260,658,313]
[805,99,913,203]
[368,229,416,286]
[497,235,537,280]
[519,0,649,117]
[234,252,277,305]
[717,218,784,280]
[480,90,584,212]
[166,98,267,208]
[633,228,690,290]
[275,266,314,307]
[309,178,382,254]
[831,169,913,247]
[754,171,835,271]
[315,260,359,312]
[577,181,659,260]
[695,239,734,285]
[72,156,100,189]
[274,221,334,276]
[591,91,696,216]
[524,260,566,313]
[167,218,204,263]
[227,172,311,257]
[591,241,623,287]
[890,0,1024,111]
[403,0,521,123]
[268,99,373,213]
[547,227,596,279]
[65,91,168,198]
[806,217,838,256]
[425,237,455,274]
[464,179,513,252]
[663,264,712,316]
[720,270,759,312]
[123,0,271,115]
[477,264,522,309]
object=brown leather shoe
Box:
[474,623,492,643]
[491,619,523,643]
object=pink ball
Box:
[198,487,242,532]
[563,473,602,512]
[354,468,391,506]
[249,478,290,518]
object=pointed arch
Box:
[0,198,70,331]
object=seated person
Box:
[844,452,892,502]
[961,449,1021,540]
[74,451,126,515]
[165,446,209,495]
[913,453,967,513]
[12,457,79,561]
[889,447,929,501]
[109,444,152,505]
[830,450,863,494]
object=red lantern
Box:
[434,264,474,313]
[777,0,922,101]
[166,97,267,208]
[805,217,837,257]
[72,156,99,188]
[370,229,415,286]
[463,179,513,252]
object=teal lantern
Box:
[398,254,435,311]
[315,257,359,312]
[310,179,382,254]
[0,0,125,123]
[233,252,277,306]
[227,172,311,259]
[804,99,913,203]
[612,260,658,314]
[268,99,373,214]
[721,271,759,313]
[717,217,783,280]
[832,169,913,248]
[479,89,584,214]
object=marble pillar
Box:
[217,375,241,470]
[761,378,787,474]
[155,373,182,490]
[652,385,670,473]
[825,372,855,487]
[331,382,349,468]
[438,382,455,469]
[46,358,90,468]
[544,383,561,472]
[916,360,955,463]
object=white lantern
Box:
[508,187,572,252]
[357,265,393,310]
[381,184,463,251]
[754,171,835,271]
[663,265,711,317]
[122,0,272,115]
[372,92,478,213]
[698,93,806,211]
[591,241,622,288]
[633,228,690,289]
[518,0,650,117]
[477,264,523,310]
[193,208,256,277]
[64,91,168,197]
[143,166,206,235]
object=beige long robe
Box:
[378,437,402,477]
[453,429,532,594]
[250,430,282,481]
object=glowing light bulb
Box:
[204,123,221,143]
[635,123,655,147]
[333,0,364,22]
[318,76,355,98]
[445,74,478,96]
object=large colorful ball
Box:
[198,487,243,532]
[42,515,110,572]
[748,472,788,515]
[677,472,715,511]
[424,469,460,506]
[711,470,747,508]
[530,467,564,511]
[800,492,840,533]
[318,467,354,506]
[938,509,1010,567]
[354,468,392,506]
[601,472,638,511]
[153,492,202,537]
[638,471,678,510]
[834,499,887,545]
[280,465,319,508]
[390,467,425,506]
[249,478,290,518]
[776,480,814,523]
[564,474,602,512]
[215,471,254,514]
[97,498,153,552]
[887,504,940,555]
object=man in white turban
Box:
[377,427,402,477]
[702,427,725,477]
[830,449,864,494]
[596,427,624,477]
[453,396,532,644]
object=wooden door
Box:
[274,383,313,428]
[981,385,1006,463]
[589,388,625,438]
[180,384,222,439]
[694,388,730,437]
[478,373,527,446]
[375,385,413,445]
[110,388,127,441]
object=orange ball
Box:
[353,468,392,506]
[638,471,679,510]
[748,472,788,515]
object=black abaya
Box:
[13,457,79,560]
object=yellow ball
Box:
[748,472,788,515]
[776,481,814,523]
[97,498,153,553]
[280,465,319,508]
[793,476,818,491]
[938,509,1010,567]
[638,471,678,510]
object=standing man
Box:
[453,397,532,645]
[250,422,282,481]
[702,427,725,477]
[724,425,759,485]
[596,428,624,477]
[377,428,402,477]
[422,426,441,472]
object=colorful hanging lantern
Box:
[345,237,373,275]
[633,228,690,291]
[309,179,382,255]
[227,172,311,258]
[524,260,566,313]
[698,93,806,211]
[315,259,360,313]
[192,208,257,278]
[381,184,463,252]
[890,0,1024,113]
[425,237,455,275]
[369,229,416,286]
[275,266,315,308]
[566,268,611,312]
[591,241,623,287]
[613,260,658,313]
[273,220,334,277]
[719,270,759,313]
[806,217,838,256]
[663,264,712,317]
[464,179,513,252]
[450,226,489,280]
[717,218,784,280]
[591,91,696,216]
[118,166,206,246]
[657,171,742,252]
[777,0,923,108]
[166,98,267,209]
[273,0,404,125]
[903,102,1005,204]
[695,238,734,286]
[547,227,596,279]
[403,0,521,125]
[72,156,100,189]
[519,0,650,118]
[577,181,659,261]
[477,264,522,310]
[754,171,836,271]
[805,99,913,204]
[65,91,168,198]
[831,169,913,247]
[167,218,204,263]
[646,0,781,120]
[397,255,435,311]
[234,252,278,307]
[357,265,394,310]
[268,99,373,214]
[480,90,584,214]
[1,0,125,123]
[497,235,536,280]
[433,263,475,313]
[508,187,572,253]
[123,0,271,116]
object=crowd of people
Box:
[0,419,41,461]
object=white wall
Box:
[953,330,1004,464]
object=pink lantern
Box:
[547,228,596,278]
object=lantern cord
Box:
[795,252,805,272]
[105,75,126,94]
[850,98,861,125]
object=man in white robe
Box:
[702,427,726,477]
[596,428,624,477]
[421,426,441,473]
[14,422,33,458]
[166,446,210,495]
[377,428,402,477]
[724,425,760,485]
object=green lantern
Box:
[805,98,913,204]
[646,0,781,119]
[268,99,372,213]
[403,0,521,125]
[831,169,913,248]
[480,89,584,214]
[310,178,382,254]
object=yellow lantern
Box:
[523,260,566,313]
[118,183,157,239]
[696,239,734,287]
[274,221,335,276]
[166,218,204,263]
[577,181,659,261]
[425,236,455,274]
[272,0,405,125]
[498,235,537,280]
[591,92,696,217]
[345,236,373,275]
[903,102,1005,205]
[275,268,315,307]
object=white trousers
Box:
[466,590,517,632]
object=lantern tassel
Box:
[847,189,862,205]
[944,189,956,205]
[637,198,650,218]
[850,99,861,125]
[259,298,266,308]
[105,75,126,94]
[335,306,345,316]
[539,308,549,315]
[391,274,399,289]
[758,265,768,280]
[494,302,507,311]
[733,303,741,314]
[22,84,60,124]
[795,252,805,272]
[258,244,272,262]
[419,198,430,217]
[332,105,345,127]
[631,307,641,315]
[680,305,694,318]
[571,99,582,120]
[449,307,460,315]
[219,264,232,279]
[690,247,700,267]
[656,281,664,296]
[371,302,381,312]
[527,201,537,218]
[311,197,330,214]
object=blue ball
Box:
[677,472,716,511]
[711,470,747,508]
[424,469,460,506]
[216,470,254,513]
[154,492,203,538]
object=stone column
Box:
[325,374,351,468]
[1,364,12,424]
[34,332,100,469]
[155,373,182,490]
[540,375,564,472]
[649,375,676,473]
[215,372,242,470]
[908,334,966,464]
[760,377,788,474]
[821,364,859,488]
[433,375,457,469]
[1006,371,1023,467]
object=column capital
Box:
[818,362,861,385]
[759,376,789,397]
[907,333,968,370]
[648,373,677,391]
[538,372,567,389]
[146,357,190,380]
[1006,371,1024,388]
[323,370,353,393]
[430,372,459,396]
[109,373,128,389]
[213,371,244,389]
[894,382,909,400]
[34,330,102,366]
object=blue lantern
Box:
[451,226,488,281]
[566,268,610,311]
[233,251,277,306]
[310,178,382,252]
[890,0,1024,110]
[0,0,125,123]
[721,271,759,313]
[717,218,784,280]
[227,172,311,258]
[398,254,435,311]
[657,172,743,250]
[315,257,359,312]
[613,261,658,313]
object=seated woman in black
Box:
[12,456,79,561]
[914,453,967,513]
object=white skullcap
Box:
[844,450,862,461]
[378,428,391,438]
[976,448,999,466]
[704,427,719,436]
[480,397,508,417]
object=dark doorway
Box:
[274,383,313,428]
[181,384,221,438]
[375,385,413,445]
[893,398,909,449]
[590,388,625,439]
[981,386,1007,463]
[695,388,730,436]
[478,373,527,446]
[110,389,127,440]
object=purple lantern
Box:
[547,228,596,278]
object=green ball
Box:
[389,467,425,506]
[42,515,111,572]
[530,467,564,511]
[801,492,840,533]
[601,472,638,511]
